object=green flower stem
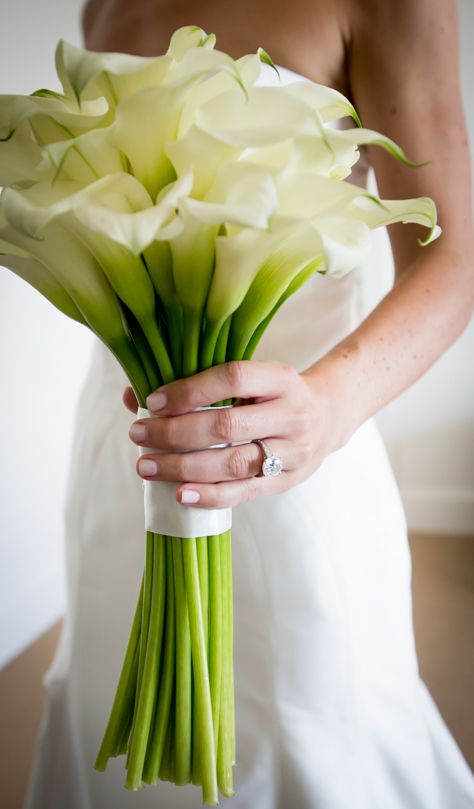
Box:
[217,530,235,796]
[136,533,154,691]
[196,537,209,655]
[182,539,218,806]
[172,540,192,785]
[192,536,209,786]
[125,534,166,790]
[208,534,223,747]
[182,307,202,377]
[164,298,184,379]
[127,316,162,392]
[108,335,150,407]
[243,263,320,360]
[200,317,225,370]
[211,316,233,406]
[142,537,176,784]
[94,578,143,771]
[141,317,175,384]
[213,315,232,366]
[159,697,176,783]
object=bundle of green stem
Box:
[95,529,234,804]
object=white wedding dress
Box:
[25,65,474,809]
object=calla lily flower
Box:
[0,91,109,143]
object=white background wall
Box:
[0,0,473,667]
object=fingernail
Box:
[147,391,167,412]
[180,489,200,504]
[129,423,147,443]
[138,458,159,477]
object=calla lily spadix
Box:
[0,25,441,807]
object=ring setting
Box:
[253,439,283,477]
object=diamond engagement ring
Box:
[252,439,283,477]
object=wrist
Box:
[301,336,372,452]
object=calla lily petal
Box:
[206,227,287,322]
[166,125,243,197]
[275,172,362,219]
[74,171,192,253]
[113,80,199,198]
[311,216,372,276]
[55,39,172,106]
[43,125,124,184]
[183,162,277,228]
[196,86,320,146]
[166,26,216,60]
[0,120,46,186]
[0,92,109,142]
[168,208,217,311]
[348,194,441,245]
[282,80,361,126]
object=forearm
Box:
[304,243,474,447]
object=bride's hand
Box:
[124,360,348,508]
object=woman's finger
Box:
[123,386,138,413]
[130,401,294,451]
[174,469,296,509]
[146,360,295,415]
[136,438,298,483]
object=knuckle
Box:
[162,417,182,449]
[211,486,227,509]
[213,407,235,442]
[277,360,295,378]
[225,360,247,390]
[294,405,313,438]
[243,480,260,502]
[177,452,193,481]
[226,447,249,479]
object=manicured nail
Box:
[147,391,167,412]
[180,489,200,504]
[138,458,158,477]
[129,422,147,443]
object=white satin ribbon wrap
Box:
[137,406,232,538]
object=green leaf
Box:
[257,48,280,80]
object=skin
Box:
[84,0,474,510]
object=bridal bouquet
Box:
[0,25,439,805]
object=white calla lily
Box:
[196,86,321,147]
[205,227,289,322]
[166,25,216,59]
[312,216,372,276]
[347,194,441,245]
[166,125,243,197]
[281,80,361,126]
[1,171,192,252]
[183,162,277,229]
[42,125,124,184]
[73,171,193,253]
[0,91,109,142]
[0,120,47,186]
[227,223,325,357]
[113,79,203,198]
[55,39,172,106]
